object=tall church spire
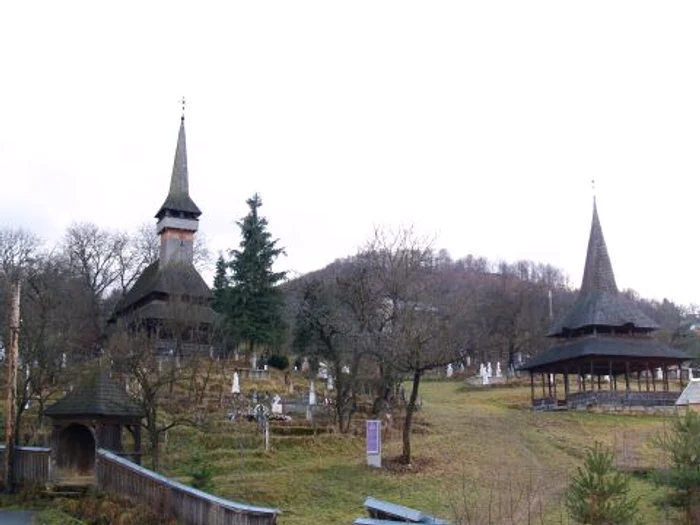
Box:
[155,113,202,265]
[547,196,658,337]
[580,199,618,295]
[155,115,201,220]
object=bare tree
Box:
[293,278,360,432]
[361,227,462,464]
[0,228,42,280]
[107,318,200,471]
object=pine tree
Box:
[224,193,286,354]
[566,442,639,524]
[652,410,700,521]
[212,254,228,312]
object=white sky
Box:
[1,2,699,305]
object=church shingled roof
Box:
[548,201,659,337]
[155,117,201,219]
[114,259,213,316]
[44,368,144,418]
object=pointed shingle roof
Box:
[548,200,659,337]
[155,117,202,219]
[44,367,144,419]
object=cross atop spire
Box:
[179,96,186,121]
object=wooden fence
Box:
[95,449,279,525]
[0,445,51,486]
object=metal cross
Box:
[179,96,186,118]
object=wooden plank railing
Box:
[95,449,279,525]
[0,445,51,486]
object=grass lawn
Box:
[159,379,680,524]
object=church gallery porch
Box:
[528,356,687,410]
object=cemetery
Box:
[1,109,697,524]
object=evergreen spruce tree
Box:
[212,254,228,312]
[566,442,639,524]
[223,193,286,355]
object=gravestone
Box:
[496,362,502,378]
[309,380,317,406]
[481,365,490,386]
[232,371,240,394]
[487,362,492,378]
[327,374,334,391]
[445,363,453,378]
[342,365,350,374]
[318,362,329,379]
[301,358,310,373]
[656,368,663,381]
[271,394,282,415]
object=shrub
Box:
[185,446,215,492]
[267,354,289,371]
[565,442,639,524]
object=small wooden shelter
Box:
[676,380,700,411]
[44,367,144,479]
[520,199,690,410]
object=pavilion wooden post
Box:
[564,367,570,399]
[547,372,552,398]
[590,361,595,391]
[651,366,656,392]
[608,361,614,391]
[578,366,583,392]
[3,280,20,493]
[637,371,641,391]
[541,374,545,398]
[530,373,535,402]
[680,365,685,390]
[663,365,668,392]
[625,362,630,391]
[645,363,650,392]
[553,373,558,401]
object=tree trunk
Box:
[400,370,422,465]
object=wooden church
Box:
[110,114,217,356]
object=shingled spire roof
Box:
[548,199,659,337]
[155,116,202,219]
[580,200,617,295]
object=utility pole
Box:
[4,279,20,492]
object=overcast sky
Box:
[1,2,699,305]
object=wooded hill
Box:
[280,250,700,366]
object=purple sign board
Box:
[366,420,381,455]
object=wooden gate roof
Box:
[44,368,144,419]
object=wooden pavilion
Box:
[44,366,144,481]
[520,199,691,410]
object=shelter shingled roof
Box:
[548,200,659,337]
[44,368,144,419]
[519,335,690,372]
[155,116,201,219]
